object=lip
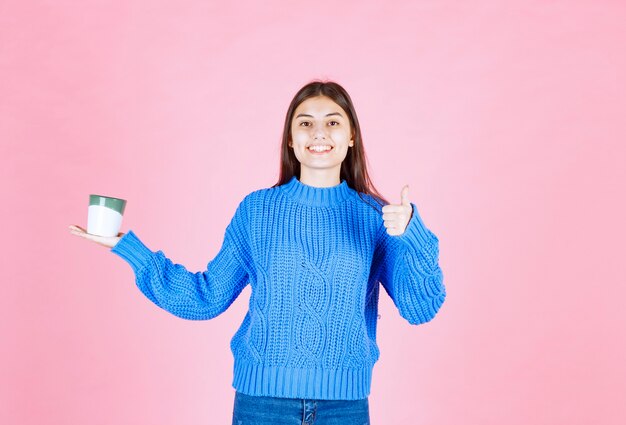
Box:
[306,145,334,155]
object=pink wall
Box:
[2,1,625,424]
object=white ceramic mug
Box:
[87,194,127,237]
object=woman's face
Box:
[289,95,354,176]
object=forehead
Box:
[294,95,347,116]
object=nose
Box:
[313,124,327,140]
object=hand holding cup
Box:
[68,194,127,248]
[68,224,123,248]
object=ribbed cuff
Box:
[110,230,153,272]
[398,203,437,251]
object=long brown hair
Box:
[272,80,389,211]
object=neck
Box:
[299,168,341,188]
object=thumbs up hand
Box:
[381,185,414,236]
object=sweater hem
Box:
[232,360,373,400]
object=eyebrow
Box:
[295,112,344,119]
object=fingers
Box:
[383,219,399,229]
[383,206,412,220]
[380,184,412,236]
[382,185,411,213]
[382,210,410,225]
[68,225,95,240]
[69,224,120,248]
[69,227,90,239]
[382,205,405,213]
[385,228,403,236]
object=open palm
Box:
[68,224,124,248]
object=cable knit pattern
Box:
[110,175,446,400]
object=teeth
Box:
[308,145,332,152]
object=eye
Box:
[299,121,311,127]
[328,121,339,126]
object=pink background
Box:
[2,1,625,424]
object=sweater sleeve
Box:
[109,198,251,320]
[372,202,446,325]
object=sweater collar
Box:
[280,175,353,207]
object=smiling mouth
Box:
[307,145,334,153]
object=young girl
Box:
[69,80,446,425]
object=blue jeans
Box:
[231,391,371,425]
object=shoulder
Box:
[240,185,276,205]
[235,184,282,214]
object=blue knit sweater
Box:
[110,175,445,400]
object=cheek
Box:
[330,128,350,142]
[291,129,309,144]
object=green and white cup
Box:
[87,194,127,237]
